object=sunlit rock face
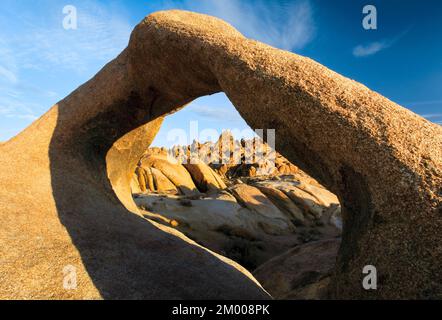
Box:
[132,143,342,274]
[0,10,441,299]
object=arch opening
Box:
[114,93,344,299]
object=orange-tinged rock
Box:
[0,9,440,299]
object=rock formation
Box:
[132,147,342,273]
[0,10,441,299]
[230,184,295,234]
[254,239,341,299]
[183,159,227,192]
[153,133,299,179]
[133,148,227,194]
[256,185,307,226]
[141,154,200,195]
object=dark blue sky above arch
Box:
[302,0,442,109]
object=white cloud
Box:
[422,113,442,119]
[405,100,442,107]
[0,66,17,84]
[0,88,40,120]
[7,114,38,121]
[165,0,315,51]
[188,104,242,122]
[208,0,315,51]
[0,1,132,138]
[8,2,132,73]
[353,29,410,58]
[0,38,18,84]
[353,40,392,57]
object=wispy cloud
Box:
[0,38,18,84]
[0,1,132,135]
[0,90,41,121]
[420,112,442,126]
[164,0,315,51]
[398,101,442,125]
[404,100,442,107]
[0,66,17,84]
[188,104,242,122]
[353,40,392,57]
[7,3,132,74]
[353,29,410,58]
[422,113,442,119]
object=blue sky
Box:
[0,0,441,146]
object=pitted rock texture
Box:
[132,147,227,195]
[0,10,441,299]
[254,239,341,299]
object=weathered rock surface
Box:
[133,152,227,195]
[0,10,441,299]
[183,159,227,192]
[255,185,306,226]
[254,239,340,299]
[166,133,298,178]
[230,184,295,235]
[150,167,179,194]
[252,178,340,223]
[133,153,341,273]
[134,166,154,192]
[141,155,199,195]
[135,191,284,268]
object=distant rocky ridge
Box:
[131,134,342,297]
[134,131,299,190]
[132,134,341,225]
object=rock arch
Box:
[0,10,441,299]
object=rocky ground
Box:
[132,134,342,299]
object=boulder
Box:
[230,184,295,235]
[183,158,227,192]
[135,191,300,270]
[284,187,325,219]
[150,167,179,194]
[142,155,199,196]
[295,182,339,208]
[130,173,143,194]
[255,185,306,226]
[144,167,155,192]
[134,166,148,192]
[253,239,340,299]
